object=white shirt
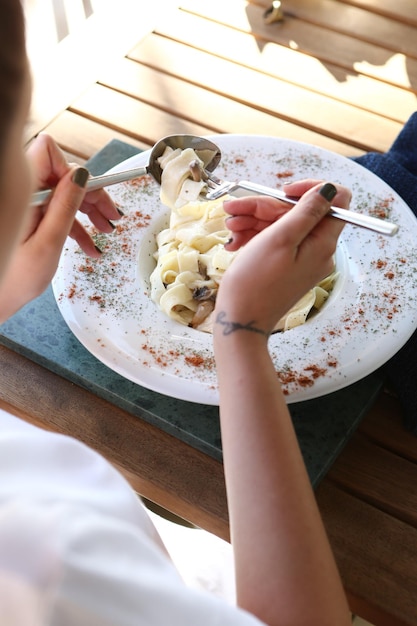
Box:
[0,410,264,625]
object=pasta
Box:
[150,194,236,328]
[150,146,338,332]
[273,273,338,331]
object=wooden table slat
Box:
[253,0,417,47]
[44,110,151,161]
[69,83,215,145]
[154,9,417,124]
[317,481,417,626]
[358,391,417,462]
[129,33,404,152]
[98,58,364,156]
[325,431,417,526]
[179,0,417,92]
[334,0,417,25]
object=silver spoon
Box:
[30,135,221,207]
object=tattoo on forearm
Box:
[215,311,269,338]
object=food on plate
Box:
[157,145,214,210]
[273,271,338,331]
[150,146,338,332]
[150,192,236,331]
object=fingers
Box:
[78,189,121,229]
[226,229,260,250]
[68,218,103,258]
[223,196,291,251]
[27,133,70,188]
[224,215,272,250]
[27,134,123,256]
[224,181,351,251]
[223,196,289,221]
[272,183,342,250]
[33,166,91,258]
[281,178,325,199]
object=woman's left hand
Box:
[0,134,121,322]
[27,133,121,257]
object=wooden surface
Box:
[6,2,417,624]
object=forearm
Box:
[0,282,30,324]
[0,261,45,324]
[214,329,351,626]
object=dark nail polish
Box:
[117,207,125,217]
[226,237,233,245]
[319,182,337,202]
[108,220,116,230]
[72,167,89,188]
[94,244,103,255]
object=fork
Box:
[204,172,399,236]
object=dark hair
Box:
[0,0,26,153]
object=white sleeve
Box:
[0,411,264,626]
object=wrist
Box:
[213,308,270,342]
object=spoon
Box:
[30,134,222,207]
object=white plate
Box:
[52,135,417,405]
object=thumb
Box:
[39,166,90,248]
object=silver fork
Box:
[204,172,399,236]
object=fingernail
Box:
[108,220,116,230]
[319,182,337,202]
[116,207,124,217]
[226,237,233,245]
[72,167,89,188]
[94,244,103,255]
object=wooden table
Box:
[3,2,417,624]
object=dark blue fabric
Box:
[353,112,417,434]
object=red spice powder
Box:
[141,340,214,371]
[89,295,104,306]
[276,362,328,393]
[184,355,205,367]
[369,195,394,219]
[305,364,327,379]
[275,170,294,179]
[126,175,153,189]
[67,284,77,299]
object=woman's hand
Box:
[214,179,353,626]
[0,134,121,322]
[215,180,351,337]
[26,134,121,257]
[223,179,347,251]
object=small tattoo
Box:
[215,311,269,338]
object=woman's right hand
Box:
[213,180,353,626]
[215,180,352,338]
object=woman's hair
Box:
[0,0,27,154]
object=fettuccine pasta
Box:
[150,146,338,332]
[150,194,236,328]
